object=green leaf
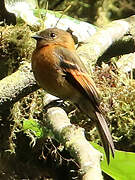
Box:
[23,119,44,138]
[92,143,135,180]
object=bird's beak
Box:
[31,34,44,40]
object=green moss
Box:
[95,0,135,26]
[0,24,35,79]
[94,63,135,150]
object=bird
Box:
[31,27,115,163]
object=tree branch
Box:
[77,15,135,68]
[44,104,103,180]
[0,62,38,112]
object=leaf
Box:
[23,119,44,138]
[92,142,135,180]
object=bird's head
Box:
[32,28,75,50]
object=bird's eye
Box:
[50,32,56,38]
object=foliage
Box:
[93,143,135,180]
[23,118,45,138]
[94,63,135,151]
[0,25,35,79]
[37,0,135,26]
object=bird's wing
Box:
[54,46,115,163]
[54,46,100,108]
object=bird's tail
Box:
[94,111,115,164]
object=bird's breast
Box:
[32,46,80,101]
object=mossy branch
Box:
[0,62,38,112]
[77,15,135,67]
[45,105,103,180]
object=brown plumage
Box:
[31,28,115,163]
